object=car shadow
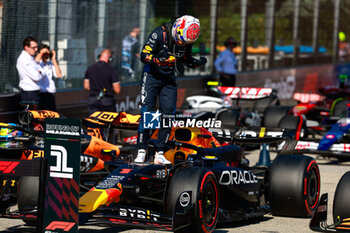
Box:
[215,216,273,232]
[1,217,273,233]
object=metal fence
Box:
[0,0,349,94]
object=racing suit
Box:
[138,21,205,152]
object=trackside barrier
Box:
[0,158,48,232]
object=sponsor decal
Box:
[116,95,141,112]
[50,145,73,179]
[145,45,153,51]
[0,161,19,174]
[22,149,44,159]
[218,87,272,99]
[179,192,191,207]
[219,170,258,185]
[97,177,124,189]
[120,168,133,174]
[264,75,296,100]
[156,169,167,179]
[316,204,327,213]
[45,221,75,231]
[143,110,161,129]
[162,117,221,128]
[46,124,80,136]
[151,33,157,39]
[142,111,222,129]
[30,110,60,119]
[186,23,200,40]
[238,129,283,138]
[123,135,137,144]
[119,208,160,221]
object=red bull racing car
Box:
[77,126,320,233]
[0,110,321,233]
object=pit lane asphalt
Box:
[0,150,348,233]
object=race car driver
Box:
[134,15,207,164]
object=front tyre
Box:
[269,154,320,217]
[167,167,219,233]
[333,171,350,224]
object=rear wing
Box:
[292,140,350,160]
[217,86,275,100]
[293,93,325,103]
[83,111,140,129]
[209,127,295,147]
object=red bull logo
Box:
[106,183,123,204]
[186,23,200,41]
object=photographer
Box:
[37,44,62,111]
[84,49,121,115]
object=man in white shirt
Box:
[37,44,62,111]
[16,36,48,108]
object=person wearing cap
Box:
[214,37,238,86]
[134,15,207,164]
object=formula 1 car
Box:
[0,109,320,233]
[77,126,320,233]
[292,84,350,134]
[0,110,137,221]
[292,110,350,160]
[181,84,280,129]
[310,171,350,232]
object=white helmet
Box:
[171,15,200,46]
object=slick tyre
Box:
[333,171,350,224]
[18,176,39,213]
[269,154,320,217]
[167,167,219,233]
[263,106,291,128]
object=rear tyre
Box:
[333,171,350,224]
[332,100,350,117]
[263,106,291,128]
[269,154,320,217]
[18,176,39,213]
[167,167,219,233]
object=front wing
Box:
[310,193,350,232]
[80,193,194,232]
[292,141,350,160]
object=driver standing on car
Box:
[134,15,207,164]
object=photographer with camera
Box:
[84,49,121,115]
[37,43,62,111]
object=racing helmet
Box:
[171,15,200,46]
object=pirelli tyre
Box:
[167,167,219,233]
[268,154,320,217]
[333,171,350,224]
[18,176,39,213]
[17,176,39,225]
[262,106,291,128]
